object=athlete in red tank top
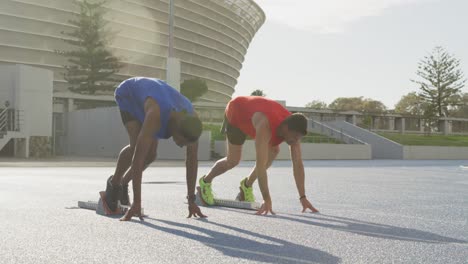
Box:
[225,96,291,146]
[198,96,320,215]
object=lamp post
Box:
[166,0,180,90]
[168,0,174,57]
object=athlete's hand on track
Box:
[187,202,207,218]
[300,198,319,213]
[256,199,276,215]
[120,203,144,221]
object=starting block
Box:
[78,191,144,216]
[196,187,261,211]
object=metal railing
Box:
[0,108,23,134]
[13,109,24,132]
[0,108,7,133]
[308,119,366,145]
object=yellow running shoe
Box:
[198,177,214,205]
[239,177,255,202]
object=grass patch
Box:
[301,132,344,144]
[378,133,468,146]
[203,123,225,141]
[203,124,343,144]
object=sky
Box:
[234,0,468,109]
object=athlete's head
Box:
[280,113,308,145]
[172,113,202,147]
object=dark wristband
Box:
[299,195,307,200]
[187,194,196,203]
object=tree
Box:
[251,89,266,96]
[328,97,387,113]
[361,99,387,114]
[305,100,327,109]
[394,92,429,115]
[58,0,122,94]
[412,46,466,117]
[328,97,387,129]
[449,93,468,118]
[422,103,439,134]
[328,97,364,111]
[180,79,208,102]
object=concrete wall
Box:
[15,65,53,137]
[65,107,211,160]
[326,121,403,159]
[214,140,371,160]
[0,64,53,157]
[403,146,468,160]
[0,64,16,107]
[0,64,53,136]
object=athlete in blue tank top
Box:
[115,77,195,140]
[104,77,206,220]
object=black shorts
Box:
[120,110,139,125]
[221,116,247,145]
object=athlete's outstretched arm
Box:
[290,142,319,213]
[186,141,206,218]
[252,112,275,215]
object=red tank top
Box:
[225,96,291,146]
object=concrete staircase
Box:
[325,120,403,159]
[0,131,12,151]
[0,108,8,151]
[0,108,22,152]
[308,119,366,145]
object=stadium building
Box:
[0,0,265,156]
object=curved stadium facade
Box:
[0,0,265,103]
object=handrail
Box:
[0,108,8,132]
[0,108,23,133]
[308,119,366,145]
[13,109,23,132]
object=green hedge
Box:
[301,132,344,144]
[203,123,342,144]
[378,133,468,146]
[203,123,225,141]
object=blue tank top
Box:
[114,77,194,139]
